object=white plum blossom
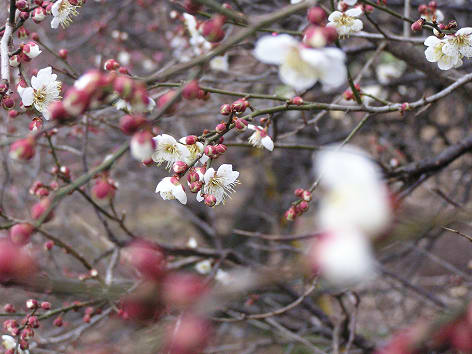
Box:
[195,259,212,274]
[254,34,347,91]
[424,36,462,70]
[187,237,198,248]
[247,125,274,151]
[209,55,229,72]
[155,177,187,204]
[178,137,208,164]
[344,0,358,5]
[441,28,472,59]
[197,164,239,205]
[19,67,62,120]
[327,8,363,37]
[316,145,392,237]
[309,229,376,286]
[152,134,190,170]
[114,97,155,114]
[51,0,80,29]
[2,335,29,354]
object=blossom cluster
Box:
[424,28,472,70]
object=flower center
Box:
[453,34,469,46]
[337,14,354,26]
[165,144,177,154]
[34,88,47,104]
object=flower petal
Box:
[21,87,34,107]
[173,184,187,204]
[261,136,274,151]
[253,34,297,65]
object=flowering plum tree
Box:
[0,0,472,352]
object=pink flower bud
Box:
[44,240,54,250]
[337,1,348,12]
[157,90,178,115]
[2,95,15,109]
[58,48,68,59]
[21,327,34,340]
[113,75,135,100]
[183,0,202,14]
[0,80,8,95]
[119,114,146,135]
[53,317,63,327]
[187,169,200,183]
[185,135,198,145]
[204,145,217,159]
[231,98,249,113]
[27,315,39,328]
[31,198,54,222]
[189,181,203,193]
[16,0,28,11]
[31,32,39,41]
[130,130,155,162]
[92,179,116,201]
[162,273,207,308]
[29,117,43,133]
[9,223,34,246]
[302,190,312,202]
[220,103,232,115]
[123,239,167,281]
[9,136,35,161]
[214,144,227,155]
[48,101,70,121]
[173,161,188,174]
[32,7,46,22]
[298,201,309,212]
[418,4,427,14]
[103,58,120,71]
[411,19,424,32]
[26,299,38,310]
[291,96,304,105]
[234,118,248,131]
[429,1,437,10]
[204,194,217,207]
[307,6,327,25]
[9,54,20,67]
[284,206,297,221]
[63,88,90,116]
[182,80,200,100]
[164,314,211,354]
[8,110,17,118]
[17,26,29,39]
[19,11,29,20]
[40,301,51,310]
[294,188,304,197]
[200,15,225,43]
[3,304,15,313]
[215,123,226,133]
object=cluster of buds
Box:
[49,70,154,121]
[29,179,58,199]
[187,166,204,193]
[51,165,71,181]
[284,188,312,221]
[204,143,227,159]
[418,1,439,20]
[343,83,362,101]
[303,6,338,47]
[17,26,29,39]
[220,98,250,116]
[91,176,118,202]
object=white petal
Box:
[460,45,472,58]
[203,168,215,184]
[345,8,362,17]
[442,42,459,57]
[51,17,60,29]
[173,184,187,204]
[247,124,256,131]
[344,0,357,4]
[253,35,297,65]
[424,46,440,62]
[21,87,34,106]
[456,27,472,36]
[279,62,317,91]
[351,19,363,32]
[328,11,343,22]
[424,36,441,47]
[196,190,204,202]
[261,136,274,151]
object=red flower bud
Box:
[9,136,35,161]
[411,19,424,32]
[29,116,43,132]
[185,135,198,145]
[162,273,208,308]
[189,181,203,193]
[284,206,297,221]
[164,315,211,354]
[290,96,304,105]
[157,90,178,115]
[58,49,68,59]
[220,103,232,115]
[173,161,188,174]
[9,223,34,246]
[204,194,217,207]
[31,198,54,222]
[48,101,70,122]
[103,58,120,71]
[92,178,116,201]
[200,15,225,43]
[41,301,51,310]
[63,88,90,116]
[215,123,226,133]
[307,6,327,25]
[16,0,28,11]
[123,240,167,281]
[231,98,249,113]
[119,114,146,135]
[182,80,200,100]
[113,75,135,100]
[183,0,202,14]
